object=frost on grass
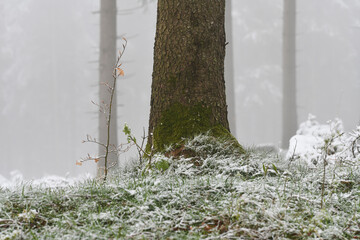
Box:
[0,121,360,239]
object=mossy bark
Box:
[148,0,244,154]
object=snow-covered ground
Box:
[286,114,360,167]
[0,120,359,239]
[0,170,91,189]
[1,115,359,188]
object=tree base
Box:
[146,102,244,157]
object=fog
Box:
[1,0,359,179]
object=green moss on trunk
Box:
[149,102,244,154]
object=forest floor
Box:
[0,119,360,239]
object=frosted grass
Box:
[0,122,359,239]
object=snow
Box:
[18,209,38,222]
[0,116,359,238]
[1,115,358,190]
[286,114,360,167]
[0,170,92,189]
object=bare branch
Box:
[80,38,128,181]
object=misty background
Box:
[1,0,359,179]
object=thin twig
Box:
[103,38,127,181]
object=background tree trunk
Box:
[225,0,237,138]
[282,0,297,149]
[148,0,243,153]
[98,0,118,177]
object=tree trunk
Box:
[225,0,237,138]
[282,0,298,149]
[148,0,243,154]
[98,0,118,177]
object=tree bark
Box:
[98,0,118,177]
[282,0,298,149]
[148,0,243,153]
[225,0,237,138]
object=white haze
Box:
[0,0,359,179]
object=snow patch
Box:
[0,171,92,189]
[286,114,359,167]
